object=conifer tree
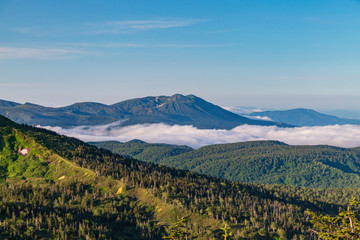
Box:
[163,216,189,240]
[307,198,360,240]
[221,223,233,240]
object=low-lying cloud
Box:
[243,115,273,121]
[39,122,360,149]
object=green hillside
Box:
[1,114,360,239]
[92,140,193,163]
[94,140,360,188]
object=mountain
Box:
[0,94,290,129]
[0,99,20,108]
[93,139,360,188]
[2,114,359,239]
[323,109,360,120]
[0,100,120,127]
[249,108,360,126]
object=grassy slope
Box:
[0,124,223,239]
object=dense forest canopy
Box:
[92,140,360,188]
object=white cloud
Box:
[40,122,360,149]
[87,19,203,34]
[222,106,274,115]
[0,47,84,59]
[154,43,230,48]
[245,115,273,121]
[62,42,225,49]
[62,42,144,48]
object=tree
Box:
[221,223,232,240]
[307,197,360,240]
[163,216,190,240]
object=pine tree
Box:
[221,223,233,240]
[163,216,189,240]
[307,197,360,239]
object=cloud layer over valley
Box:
[40,122,360,149]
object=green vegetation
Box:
[94,140,360,188]
[2,114,360,239]
[221,224,233,240]
[162,216,191,240]
[92,140,193,163]
[307,198,360,239]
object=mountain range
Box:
[3,95,360,130]
[249,108,360,126]
[0,94,289,129]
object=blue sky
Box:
[0,0,360,110]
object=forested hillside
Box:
[1,115,360,239]
[92,140,193,163]
[93,140,360,188]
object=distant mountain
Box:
[0,94,290,129]
[0,99,20,108]
[323,109,360,120]
[249,108,360,126]
[94,139,360,188]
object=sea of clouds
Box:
[39,121,360,149]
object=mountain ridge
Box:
[249,108,360,126]
[0,94,290,129]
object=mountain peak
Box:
[171,93,186,98]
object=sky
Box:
[1,0,360,111]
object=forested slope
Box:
[91,140,193,163]
[94,140,360,188]
[1,115,360,239]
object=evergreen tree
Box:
[221,224,232,240]
[307,198,360,239]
